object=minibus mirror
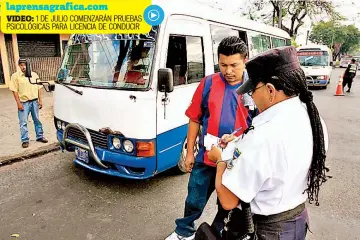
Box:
[24,59,55,92]
[43,82,56,92]
[25,59,32,78]
[158,68,174,93]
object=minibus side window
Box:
[210,25,239,72]
[187,37,205,84]
[271,37,286,48]
[251,32,271,55]
[286,39,291,46]
[166,35,205,86]
[210,25,239,73]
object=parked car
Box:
[340,56,353,68]
[354,56,360,69]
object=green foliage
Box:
[309,20,360,59]
[291,38,300,48]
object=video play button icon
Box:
[144,5,164,26]
[149,10,159,21]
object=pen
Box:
[229,127,243,137]
[219,127,243,147]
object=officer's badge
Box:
[227,148,242,170]
[233,148,242,159]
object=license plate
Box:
[75,147,89,163]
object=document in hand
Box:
[203,134,220,151]
[221,141,237,160]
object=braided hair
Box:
[267,68,329,206]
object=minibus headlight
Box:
[112,138,121,149]
[57,120,62,130]
[61,122,66,130]
[123,140,134,153]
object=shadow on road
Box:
[70,161,186,191]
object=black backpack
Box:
[195,201,256,240]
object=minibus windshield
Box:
[297,51,329,67]
[57,27,158,90]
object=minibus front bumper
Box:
[57,123,157,179]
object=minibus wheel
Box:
[176,128,201,174]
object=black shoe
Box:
[346,89,350,93]
[22,142,29,148]
[36,138,48,143]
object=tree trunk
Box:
[333,53,337,61]
[278,3,282,28]
[272,8,275,26]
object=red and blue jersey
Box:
[185,72,256,167]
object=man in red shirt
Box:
[165,36,257,240]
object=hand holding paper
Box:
[204,134,220,151]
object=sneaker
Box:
[346,89,351,93]
[36,137,48,143]
[22,142,29,148]
[165,232,195,240]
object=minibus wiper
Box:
[58,82,83,95]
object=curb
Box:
[0,142,60,166]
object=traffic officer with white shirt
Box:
[207,46,330,240]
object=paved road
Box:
[0,68,359,240]
[0,88,56,160]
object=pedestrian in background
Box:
[9,58,48,148]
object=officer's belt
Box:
[253,203,305,224]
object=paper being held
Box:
[221,141,237,160]
[204,134,220,151]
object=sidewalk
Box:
[0,88,59,165]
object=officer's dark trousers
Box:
[253,207,309,240]
[343,77,353,90]
[196,204,309,240]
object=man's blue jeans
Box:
[175,162,228,237]
[18,100,44,143]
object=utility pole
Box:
[306,30,309,45]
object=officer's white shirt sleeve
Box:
[222,138,272,203]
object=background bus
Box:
[297,45,333,89]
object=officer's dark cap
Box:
[18,58,27,64]
[237,46,301,95]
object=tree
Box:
[238,0,269,21]
[269,0,342,38]
[240,1,342,39]
[309,21,360,60]
[341,25,360,55]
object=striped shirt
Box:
[185,72,257,167]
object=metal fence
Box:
[28,57,62,81]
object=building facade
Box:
[0,33,70,88]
